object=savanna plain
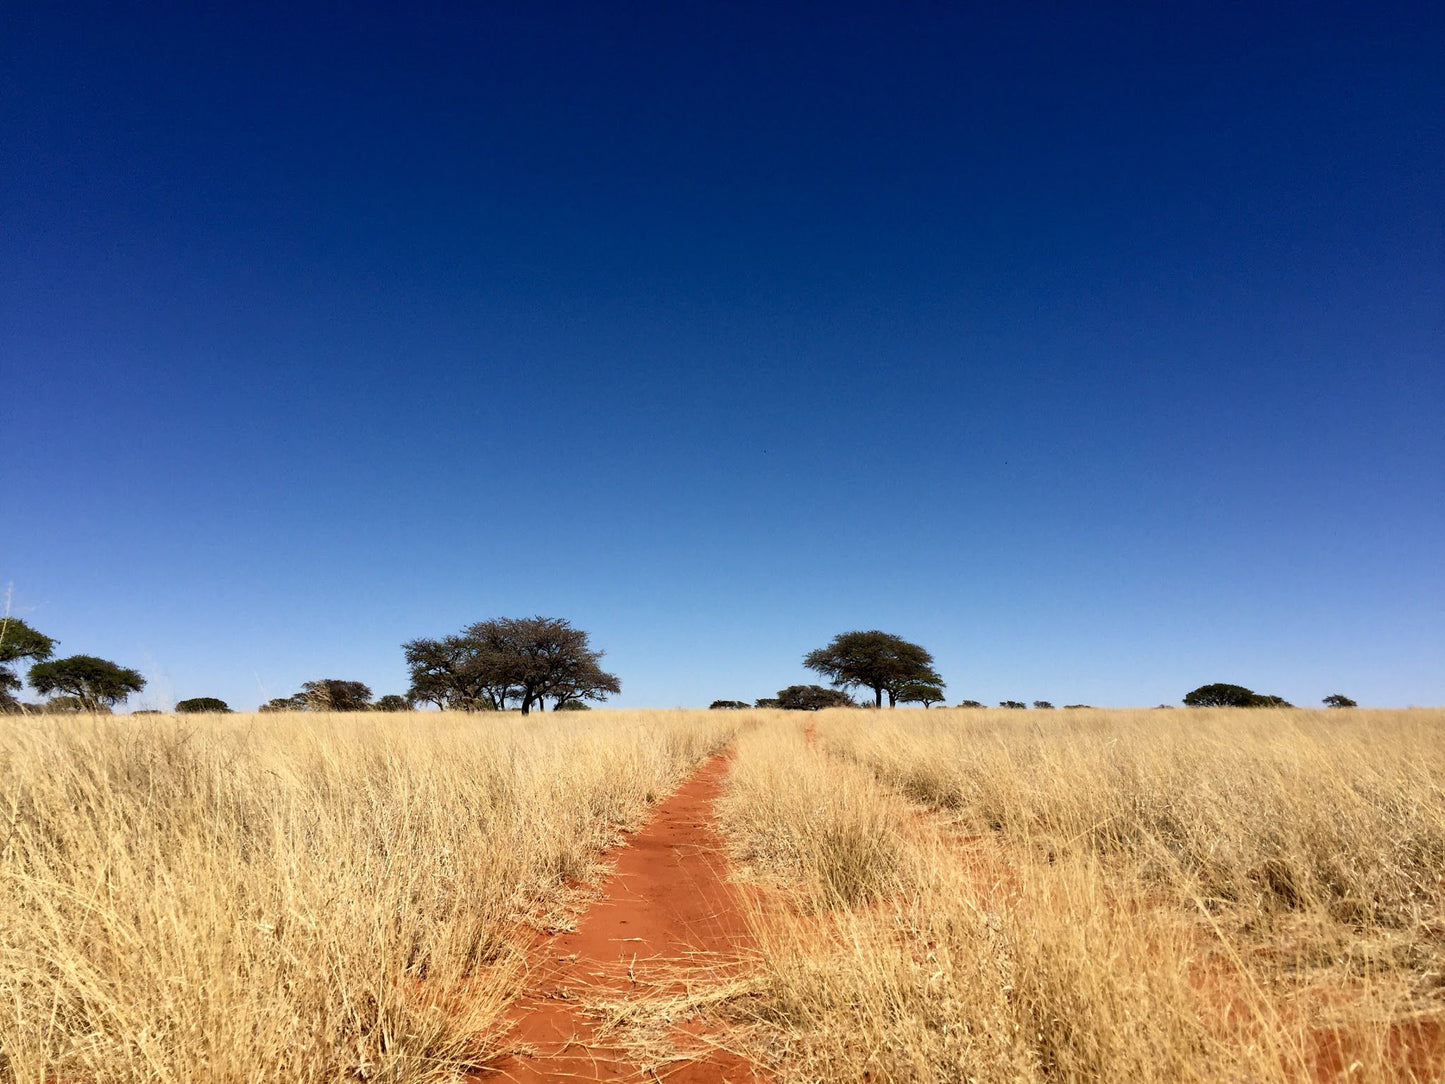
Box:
[2,707,1442,1083]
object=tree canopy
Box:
[802,630,943,708]
[29,655,146,711]
[776,684,854,710]
[1323,694,1357,708]
[259,694,310,713]
[0,617,56,704]
[301,679,373,712]
[175,697,230,713]
[896,681,947,708]
[404,617,619,715]
[1183,683,1290,707]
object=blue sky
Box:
[4,2,1442,709]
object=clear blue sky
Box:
[4,2,1442,710]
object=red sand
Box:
[479,752,768,1083]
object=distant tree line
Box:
[710,630,1363,713]
[1,611,1366,716]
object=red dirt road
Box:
[481,752,767,1083]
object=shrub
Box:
[1033,700,1055,709]
[1323,694,1357,708]
[709,700,750,710]
[1000,701,1027,710]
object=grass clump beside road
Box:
[0,710,737,1084]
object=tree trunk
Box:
[887,690,896,708]
[873,686,883,708]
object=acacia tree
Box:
[896,681,947,708]
[776,684,854,710]
[1183,683,1289,707]
[803,630,944,708]
[1323,694,1357,708]
[404,617,619,715]
[301,679,373,712]
[0,617,56,707]
[29,655,146,711]
[176,697,230,713]
[403,634,509,710]
[545,656,621,711]
[259,694,310,712]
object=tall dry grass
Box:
[0,709,736,1084]
[719,708,1445,1084]
[824,708,1445,931]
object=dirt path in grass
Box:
[480,751,768,1083]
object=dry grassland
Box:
[3,707,1442,1083]
[0,710,738,1083]
[719,708,1445,1083]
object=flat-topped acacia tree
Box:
[29,655,146,712]
[404,617,619,715]
[897,682,947,708]
[175,697,230,713]
[803,630,944,709]
[1183,683,1291,707]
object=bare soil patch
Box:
[480,752,768,1083]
